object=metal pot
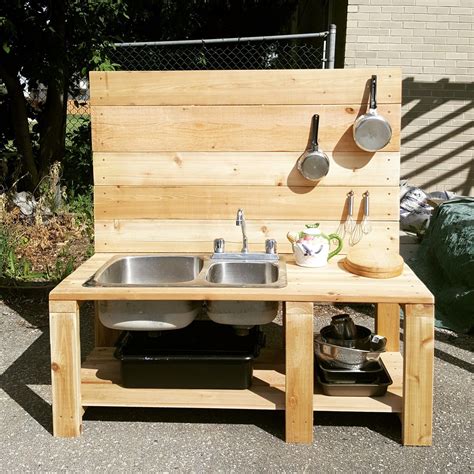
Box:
[353,75,392,152]
[297,114,330,181]
[320,324,372,349]
[315,334,387,369]
[329,313,357,340]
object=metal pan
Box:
[353,75,392,152]
[297,114,330,181]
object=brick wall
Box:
[345,0,473,195]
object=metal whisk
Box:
[362,191,372,235]
[344,190,356,236]
[350,220,363,246]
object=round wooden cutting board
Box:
[344,248,404,279]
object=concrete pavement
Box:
[0,291,472,472]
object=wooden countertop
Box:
[49,253,433,304]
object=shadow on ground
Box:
[0,291,471,442]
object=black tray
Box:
[316,360,393,397]
[114,321,264,389]
[316,357,385,384]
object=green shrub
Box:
[63,117,93,196]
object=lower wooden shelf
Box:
[314,352,403,413]
[81,348,402,413]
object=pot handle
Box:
[370,334,387,351]
[366,352,380,361]
[311,114,320,150]
[327,233,343,260]
[370,75,377,110]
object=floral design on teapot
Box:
[287,223,343,268]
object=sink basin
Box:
[205,261,282,331]
[205,261,282,287]
[87,255,204,287]
[99,300,202,331]
[89,255,204,331]
[206,300,279,332]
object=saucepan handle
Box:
[370,75,377,110]
[311,114,320,149]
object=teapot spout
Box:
[286,231,300,244]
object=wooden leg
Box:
[285,302,314,444]
[402,303,434,446]
[281,302,286,349]
[375,303,400,352]
[49,300,82,437]
[94,302,121,347]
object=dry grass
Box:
[1,204,92,282]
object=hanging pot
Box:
[353,75,392,152]
[297,114,330,181]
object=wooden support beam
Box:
[49,301,82,437]
[376,303,400,352]
[402,303,434,446]
[285,301,314,444]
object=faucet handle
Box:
[265,239,277,254]
[214,238,225,253]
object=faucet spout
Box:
[236,208,249,253]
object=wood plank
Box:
[80,348,402,413]
[82,384,285,410]
[95,219,400,254]
[49,300,80,313]
[89,69,402,106]
[314,352,403,412]
[93,151,400,187]
[376,303,401,352]
[402,304,434,446]
[50,304,82,437]
[91,105,401,152]
[94,186,399,221]
[285,302,314,444]
[82,347,285,410]
[49,254,435,304]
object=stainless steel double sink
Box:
[85,255,286,288]
[86,255,287,332]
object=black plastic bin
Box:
[114,321,264,389]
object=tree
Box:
[0,1,128,191]
[1,1,301,192]
[118,0,298,42]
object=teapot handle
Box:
[327,233,343,260]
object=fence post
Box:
[328,24,337,69]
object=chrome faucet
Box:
[236,208,249,253]
[211,209,278,261]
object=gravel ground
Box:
[0,290,472,473]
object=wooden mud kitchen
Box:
[49,69,434,445]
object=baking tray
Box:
[316,357,385,384]
[316,360,393,396]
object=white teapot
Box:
[287,224,343,268]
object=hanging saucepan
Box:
[353,75,392,152]
[297,114,330,181]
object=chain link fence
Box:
[108,33,331,72]
[66,29,336,135]
[66,82,90,147]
